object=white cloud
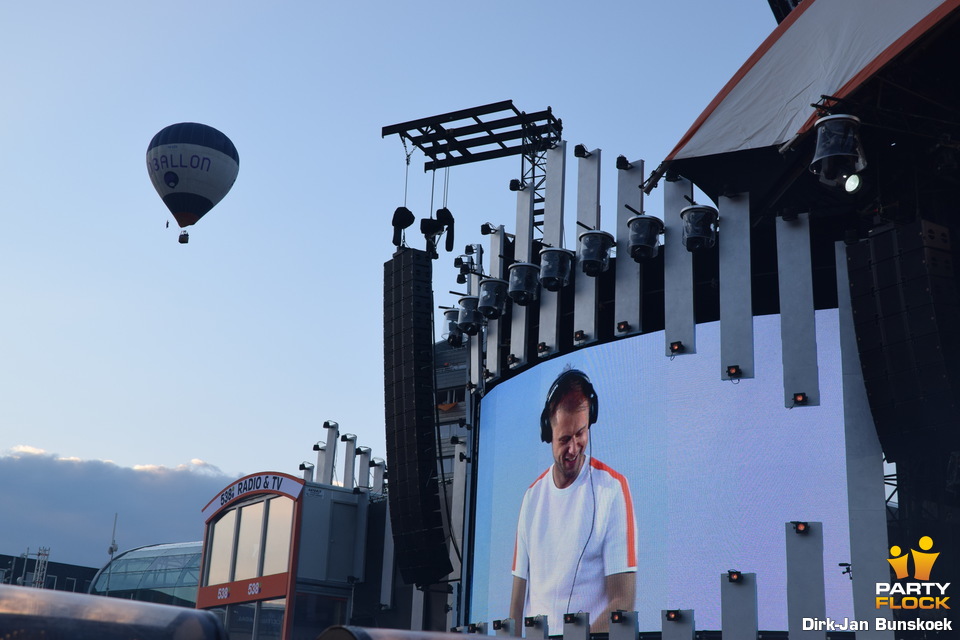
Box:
[0,450,238,568]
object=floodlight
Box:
[574,144,591,158]
[563,613,579,624]
[726,365,743,378]
[477,278,509,319]
[507,262,540,306]
[665,610,682,622]
[509,179,524,191]
[611,610,627,624]
[616,321,630,333]
[670,341,684,354]
[792,521,810,534]
[323,420,339,430]
[727,570,743,583]
[793,392,808,406]
[627,214,665,261]
[616,155,633,170]
[444,308,464,347]
[480,222,498,235]
[578,230,615,277]
[574,330,587,343]
[539,247,575,291]
[457,296,484,336]
[492,620,503,631]
[680,204,718,252]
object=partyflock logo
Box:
[876,536,950,609]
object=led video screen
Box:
[470,310,854,631]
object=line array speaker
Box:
[846,220,960,462]
[383,248,453,586]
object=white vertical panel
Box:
[663,178,696,356]
[615,158,644,337]
[538,143,567,357]
[509,188,535,368]
[573,149,601,346]
[719,193,754,379]
[484,227,506,383]
[776,213,820,407]
[785,522,826,640]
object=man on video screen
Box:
[510,368,637,633]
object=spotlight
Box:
[792,521,810,534]
[507,353,519,366]
[563,613,579,624]
[844,173,863,194]
[539,247,575,291]
[464,244,474,255]
[524,617,537,628]
[323,420,339,430]
[480,222,497,235]
[627,214,665,261]
[611,610,626,624]
[810,114,866,190]
[793,392,808,405]
[665,610,682,622]
[616,155,633,171]
[617,321,630,333]
[456,274,467,284]
[492,620,503,631]
[726,365,742,378]
[727,570,743,583]
[507,262,540,306]
[573,144,591,158]
[537,342,549,354]
[680,204,718,252]
[578,230,615,276]
[477,278,509,319]
[453,256,464,268]
[574,329,586,343]
[670,341,684,354]
[457,296,484,336]
[467,624,478,633]
[509,179,524,191]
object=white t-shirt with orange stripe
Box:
[512,456,638,629]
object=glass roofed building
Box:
[88,541,202,607]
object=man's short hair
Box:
[539,368,599,442]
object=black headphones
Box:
[539,369,599,443]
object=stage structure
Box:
[383,2,960,636]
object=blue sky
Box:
[0,2,776,566]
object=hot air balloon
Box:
[146,123,239,243]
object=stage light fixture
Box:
[537,342,549,354]
[467,624,478,633]
[507,354,519,366]
[617,321,630,333]
[793,392,808,405]
[563,613,579,624]
[573,144,591,158]
[844,173,863,194]
[810,114,866,190]
[792,521,810,534]
[453,256,464,268]
[574,329,586,343]
[492,620,503,631]
[539,247,575,291]
[610,610,627,624]
[727,570,743,583]
[524,617,537,628]
[444,308,464,347]
[480,222,497,235]
[323,420,339,430]
[726,365,742,378]
[507,262,540,306]
[478,278,509,319]
[616,155,633,171]
[665,610,682,622]
[627,214,665,261]
[670,341,684,354]
[457,296,484,336]
[578,230,615,276]
[680,204,718,252]
[509,179,524,191]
